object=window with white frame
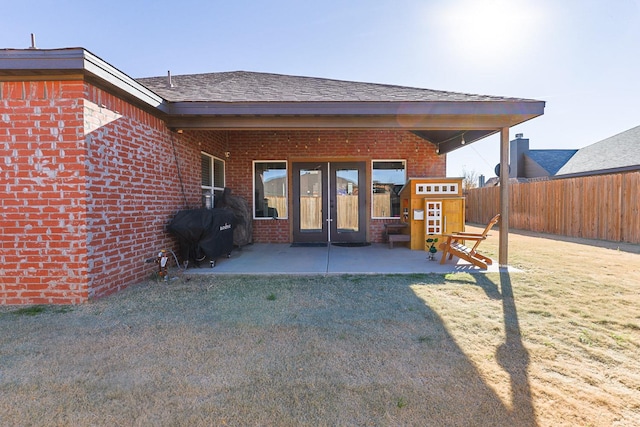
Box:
[372,160,406,218]
[201,152,225,208]
[254,161,287,219]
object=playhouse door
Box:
[292,162,366,243]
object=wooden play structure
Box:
[438,214,501,269]
[396,178,465,250]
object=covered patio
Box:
[176,224,519,276]
[181,242,516,275]
[0,47,543,304]
[141,71,546,268]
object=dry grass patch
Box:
[1,228,639,426]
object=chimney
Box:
[478,174,485,188]
[509,133,529,178]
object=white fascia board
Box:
[164,100,545,117]
[0,48,165,110]
[81,50,164,109]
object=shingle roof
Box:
[526,150,578,175]
[556,125,640,175]
[136,71,534,103]
[1,47,546,157]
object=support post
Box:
[499,127,510,267]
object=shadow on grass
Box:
[442,273,502,300]
[0,274,538,426]
[411,270,537,426]
[497,268,536,426]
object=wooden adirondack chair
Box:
[438,214,500,269]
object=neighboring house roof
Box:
[136,71,526,103]
[556,125,640,176]
[525,149,578,175]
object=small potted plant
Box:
[426,237,438,261]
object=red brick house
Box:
[0,47,544,304]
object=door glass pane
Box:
[299,168,322,231]
[336,168,358,231]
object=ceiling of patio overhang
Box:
[165,115,542,155]
[411,129,499,155]
[163,100,545,155]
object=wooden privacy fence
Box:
[465,171,640,244]
[264,196,288,218]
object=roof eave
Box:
[1,48,545,152]
[553,164,640,179]
[163,100,545,117]
[166,113,540,131]
[0,48,164,110]
[164,101,544,150]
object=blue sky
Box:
[3,0,639,180]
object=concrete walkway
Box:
[182,243,516,275]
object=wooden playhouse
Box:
[392,178,465,251]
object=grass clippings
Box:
[0,227,639,426]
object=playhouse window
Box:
[254,161,288,219]
[201,152,225,208]
[372,160,406,219]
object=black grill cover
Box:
[215,188,253,247]
[168,208,236,265]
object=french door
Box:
[292,162,366,243]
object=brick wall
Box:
[0,80,205,304]
[1,80,89,304]
[1,81,445,305]
[216,130,445,243]
[82,85,203,299]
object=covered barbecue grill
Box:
[168,208,236,267]
[215,187,252,248]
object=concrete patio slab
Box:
[181,243,519,275]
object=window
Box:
[201,152,225,208]
[416,182,459,195]
[372,160,406,218]
[254,161,288,219]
